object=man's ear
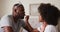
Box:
[14,9,16,12]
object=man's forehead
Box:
[14,6,18,9]
[13,6,23,9]
[13,6,19,9]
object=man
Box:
[0,3,34,32]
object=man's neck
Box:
[13,16,18,23]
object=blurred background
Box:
[0,0,60,32]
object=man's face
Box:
[13,6,25,19]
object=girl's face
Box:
[39,14,44,22]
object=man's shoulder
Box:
[1,15,12,19]
[0,15,12,22]
[0,15,13,27]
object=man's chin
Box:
[21,18,24,19]
[20,17,24,19]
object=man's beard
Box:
[20,16,24,19]
[18,15,24,19]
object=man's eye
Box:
[15,9,16,12]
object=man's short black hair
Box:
[38,3,60,26]
[13,3,24,8]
